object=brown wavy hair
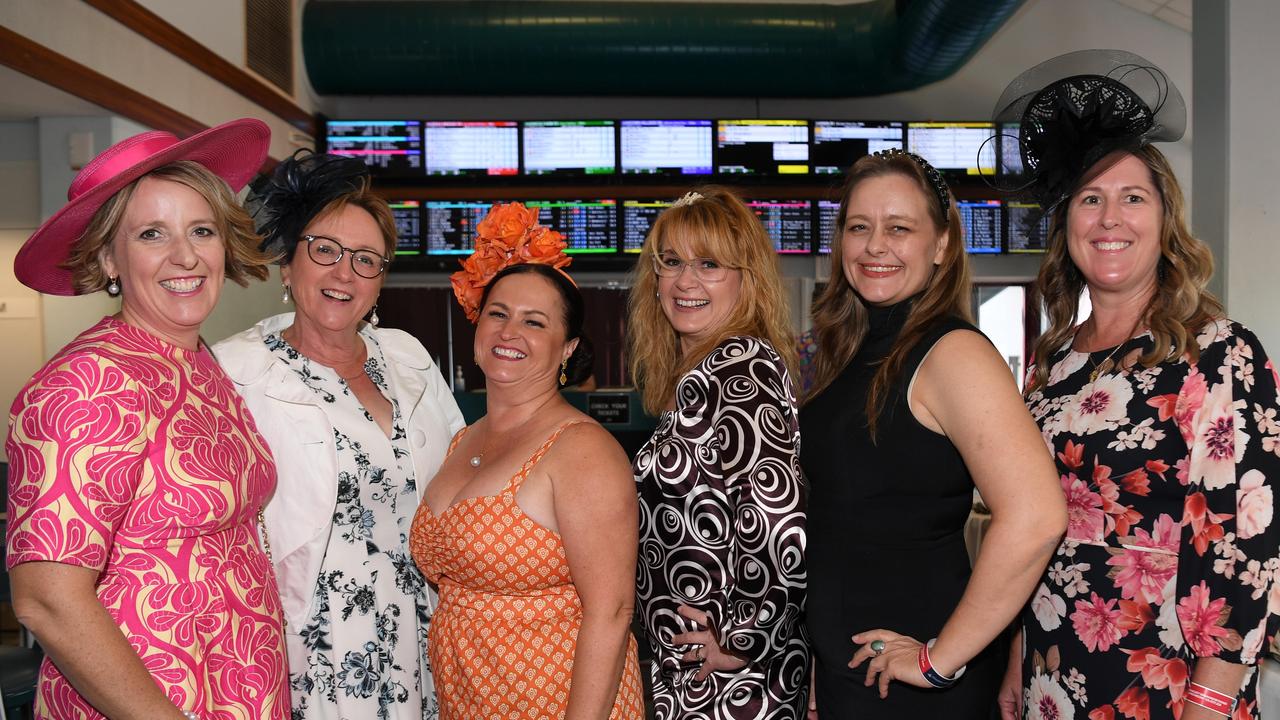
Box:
[627,186,797,416]
[1027,146,1222,393]
[805,153,971,438]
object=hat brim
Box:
[15,118,271,296]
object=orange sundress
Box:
[410,422,644,719]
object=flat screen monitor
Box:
[527,199,618,254]
[812,121,905,174]
[522,121,616,176]
[958,199,1003,254]
[907,122,996,175]
[325,120,423,176]
[816,200,840,254]
[388,200,423,256]
[620,120,713,175]
[424,121,519,176]
[424,200,492,255]
[1006,201,1050,253]
[621,200,673,253]
[746,199,813,254]
[715,120,810,175]
[1000,122,1023,176]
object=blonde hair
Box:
[806,153,972,438]
[628,186,797,416]
[1028,145,1222,393]
[63,160,272,293]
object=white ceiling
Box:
[0,65,107,122]
[1113,0,1192,31]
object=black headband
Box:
[872,148,952,215]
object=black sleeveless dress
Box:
[799,301,1002,718]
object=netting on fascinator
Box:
[979,50,1186,244]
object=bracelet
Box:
[1185,681,1237,717]
[917,638,966,689]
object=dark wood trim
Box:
[81,0,314,136]
[0,25,278,172]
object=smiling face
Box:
[656,236,743,354]
[282,202,388,337]
[1065,152,1164,303]
[475,272,578,390]
[839,173,948,307]
[100,176,226,349]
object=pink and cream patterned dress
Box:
[5,317,289,719]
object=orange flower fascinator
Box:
[450,202,574,322]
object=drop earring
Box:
[369,304,380,326]
[107,276,120,296]
[559,359,568,386]
[281,284,291,304]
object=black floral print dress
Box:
[1021,319,1280,720]
[634,336,810,719]
[266,333,438,720]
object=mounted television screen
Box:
[812,121,905,174]
[620,120,713,175]
[325,120,423,176]
[907,122,996,176]
[424,121,519,177]
[715,120,810,175]
[958,199,1003,254]
[424,200,492,255]
[1000,122,1024,176]
[521,121,616,176]
[816,200,840,254]
[387,200,423,256]
[621,200,673,253]
[1006,201,1050,253]
[746,199,813,254]
[527,199,618,253]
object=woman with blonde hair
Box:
[996,51,1280,720]
[629,186,809,719]
[800,149,1065,718]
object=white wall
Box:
[133,0,246,70]
[0,121,42,463]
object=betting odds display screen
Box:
[907,122,996,176]
[424,200,492,255]
[424,121,519,176]
[620,120,713,175]
[1006,202,1050,253]
[812,121,905,174]
[526,199,617,253]
[522,121,616,176]
[326,120,423,176]
[716,120,810,175]
[816,200,841,254]
[622,200,673,253]
[746,200,813,253]
[388,200,423,255]
[958,200,1003,254]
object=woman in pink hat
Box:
[4,119,290,719]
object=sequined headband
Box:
[872,148,952,215]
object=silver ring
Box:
[870,639,886,656]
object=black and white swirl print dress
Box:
[634,336,810,719]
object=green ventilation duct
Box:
[303,0,1026,97]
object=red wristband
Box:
[1185,681,1236,717]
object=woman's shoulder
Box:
[14,321,145,415]
[366,325,434,371]
[698,335,786,374]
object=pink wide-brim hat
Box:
[14,118,272,296]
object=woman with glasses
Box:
[213,152,464,719]
[628,186,810,719]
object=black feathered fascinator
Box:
[985,49,1185,217]
[247,150,371,263]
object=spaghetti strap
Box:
[507,420,590,494]
[444,425,471,457]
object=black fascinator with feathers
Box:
[247,150,371,263]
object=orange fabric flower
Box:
[450,202,573,322]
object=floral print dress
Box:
[1021,319,1280,720]
[266,333,438,720]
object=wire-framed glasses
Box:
[301,235,389,279]
[650,251,730,283]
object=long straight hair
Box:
[806,153,971,437]
[1027,145,1222,393]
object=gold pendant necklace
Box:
[1082,317,1144,384]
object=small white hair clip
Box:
[672,191,704,208]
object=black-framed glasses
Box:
[300,235,389,279]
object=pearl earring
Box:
[281,284,291,304]
[107,276,120,296]
[369,304,380,327]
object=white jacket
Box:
[212,313,464,629]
